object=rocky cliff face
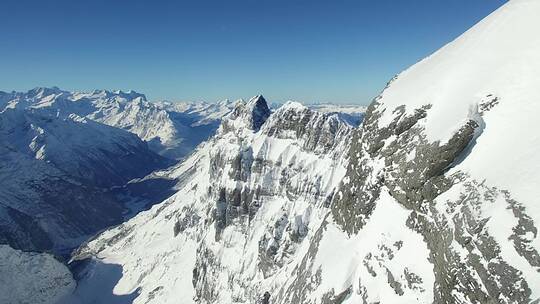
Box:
[282,0,540,302]
[69,96,353,304]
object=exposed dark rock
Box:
[222,95,271,132]
[261,291,271,304]
[263,105,351,155]
[330,97,537,303]
[386,268,404,296]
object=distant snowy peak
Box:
[281,100,306,111]
[74,89,147,102]
[28,86,64,98]
[307,103,366,127]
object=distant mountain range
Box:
[0,87,235,160]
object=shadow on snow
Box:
[60,258,140,304]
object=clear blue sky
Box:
[0,0,506,104]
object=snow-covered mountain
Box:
[62,1,540,304]
[67,94,352,304]
[0,88,236,159]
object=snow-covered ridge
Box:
[375,0,540,142]
[328,1,540,302]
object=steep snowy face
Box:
[0,108,169,254]
[370,0,540,215]
[317,1,540,303]
[0,244,75,304]
[70,97,353,304]
[0,88,235,159]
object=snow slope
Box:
[374,0,540,218]
[330,1,540,302]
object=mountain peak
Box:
[29,86,63,98]
[280,100,307,111]
[84,89,147,102]
[245,95,271,130]
[225,94,271,131]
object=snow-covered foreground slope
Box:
[67,1,540,303]
[0,244,75,304]
[0,88,235,159]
